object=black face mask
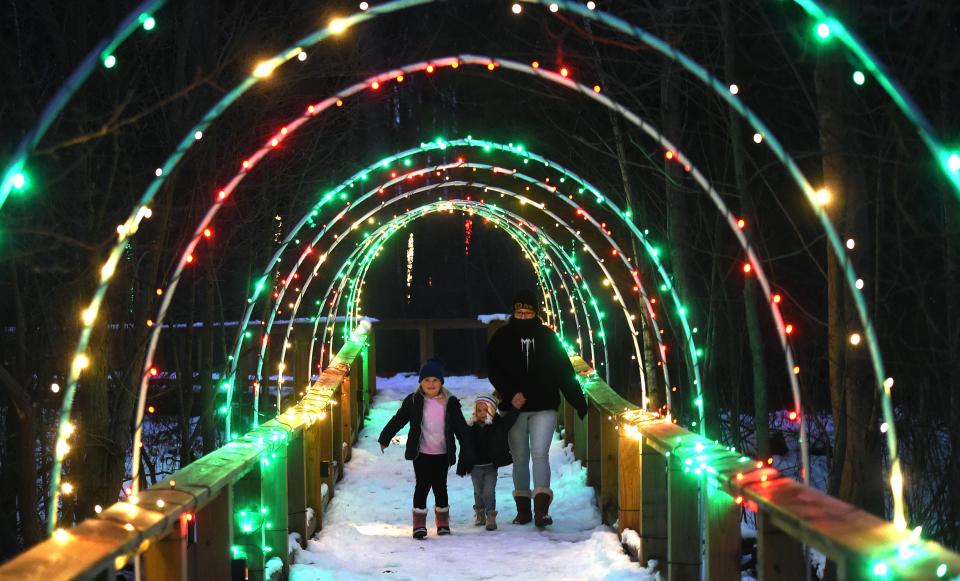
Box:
[511,317,538,332]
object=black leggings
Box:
[413,453,449,509]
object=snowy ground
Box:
[291,373,656,581]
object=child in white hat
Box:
[465,394,515,530]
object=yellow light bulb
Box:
[81,307,96,325]
[56,439,70,459]
[329,18,349,34]
[253,60,277,78]
[849,332,862,346]
[814,188,831,207]
[54,528,69,542]
[73,354,90,371]
[61,482,74,494]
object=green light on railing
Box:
[948,153,960,173]
[853,70,866,86]
[871,562,888,577]
[937,564,948,577]
[218,406,227,414]
[103,54,117,68]
[142,16,156,31]
[694,397,702,407]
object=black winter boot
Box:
[533,488,553,527]
[512,492,532,524]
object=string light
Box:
[815,22,831,40]
[511,3,522,14]
[849,332,862,346]
[359,2,369,9]
[51,383,61,393]
[329,18,349,34]
[753,132,763,144]
[728,83,739,95]
[103,54,117,69]
[549,3,559,12]
[853,70,865,85]
[814,188,831,206]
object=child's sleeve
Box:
[378,395,412,447]
[453,403,476,475]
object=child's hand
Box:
[380,443,387,453]
[511,392,526,409]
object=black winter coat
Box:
[467,412,517,469]
[378,392,474,473]
[487,317,588,418]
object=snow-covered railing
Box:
[563,356,960,580]
[0,327,375,581]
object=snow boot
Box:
[533,488,553,527]
[436,505,451,535]
[485,510,498,531]
[512,491,532,524]
[474,506,485,526]
[412,508,428,539]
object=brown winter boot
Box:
[436,505,451,535]
[474,507,485,526]
[533,488,553,527]
[485,510,498,531]
[512,491,532,524]
[412,508,428,539]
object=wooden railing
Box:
[0,328,375,581]
[564,356,960,581]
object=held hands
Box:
[511,392,527,409]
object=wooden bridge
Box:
[2,321,959,580]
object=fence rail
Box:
[564,356,960,580]
[0,327,374,581]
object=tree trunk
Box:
[721,0,768,456]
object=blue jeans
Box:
[508,409,557,494]
[471,464,498,512]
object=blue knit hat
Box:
[419,356,446,383]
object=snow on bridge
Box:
[290,374,654,580]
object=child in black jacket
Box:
[465,394,517,530]
[378,357,473,539]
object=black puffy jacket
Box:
[467,412,517,468]
[378,391,474,472]
[487,317,588,418]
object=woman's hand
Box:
[511,392,527,409]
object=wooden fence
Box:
[0,328,374,580]
[565,356,960,580]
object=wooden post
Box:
[232,465,264,580]
[365,329,377,399]
[757,510,805,581]
[286,430,307,548]
[563,398,576,448]
[188,488,232,581]
[332,390,344,483]
[599,416,619,525]
[617,434,641,536]
[638,439,667,566]
[143,515,187,580]
[262,441,288,576]
[419,324,434,365]
[586,406,601,488]
[319,401,337,500]
[340,375,353,463]
[351,358,363,436]
[304,421,323,536]
[573,407,588,463]
[704,486,741,580]
[667,454,701,580]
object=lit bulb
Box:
[82,307,96,325]
[54,528,69,542]
[61,482,74,494]
[855,279,864,290]
[100,260,116,279]
[103,55,117,69]
[194,131,203,140]
[849,332,862,346]
[63,422,75,436]
[94,504,103,514]
[949,154,960,172]
[549,3,559,12]
[73,354,90,371]
[511,3,522,14]
[753,132,763,144]
[51,383,61,393]
[253,60,277,78]
[298,51,307,61]
[156,499,165,508]
[846,238,855,250]
[880,422,888,433]
[359,2,369,9]
[154,168,163,177]
[814,188,831,207]
[728,83,739,95]
[56,439,70,459]
[852,70,865,85]
[587,1,596,9]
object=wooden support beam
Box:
[617,434,641,537]
[599,416,620,526]
[667,454,701,581]
[232,466,264,581]
[319,401,338,496]
[586,406,601,488]
[704,487,741,581]
[303,421,323,536]
[262,440,289,577]
[365,332,377,399]
[188,489,231,581]
[143,515,187,580]
[573,408,587,463]
[331,391,344,484]
[757,511,804,581]
[340,375,353,464]
[563,397,576,448]
[286,431,307,548]
[638,438,667,567]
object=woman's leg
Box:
[528,409,557,490]
[508,412,532,495]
